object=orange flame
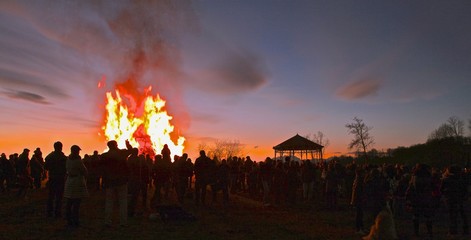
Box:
[102,88,185,157]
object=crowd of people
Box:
[1,141,470,238]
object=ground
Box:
[0,186,469,240]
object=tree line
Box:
[342,116,471,168]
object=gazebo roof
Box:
[273,134,323,151]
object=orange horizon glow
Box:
[0,134,346,162]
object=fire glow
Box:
[102,88,185,157]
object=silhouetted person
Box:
[128,149,149,216]
[364,167,388,223]
[16,149,29,175]
[194,150,211,206]
[0,153,14,192]
[441,165,469,236]
[101,140,132,227]
[351,166,367,235]
[301,160,315,202]
[229,157,240,194]
[30,148,44,189]
[216,159,230,206]
[209,157,219,204]
[406,164,435,238]
[64,145,88,228]
[88,150,102,191]
[174,153,190,204]
[152,154,171,207]
[260,157,274,206]
[186,158,194,191]
[16,148,31,199]
[273,161,286,205]
[45,141,67,218]
[324,163,339,210]
[161,144,171,162]
[286,161,300,205]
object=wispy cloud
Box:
[335,79,382,100]
[0,0,198,107]
[0,69,69,99]
[1,89,50,104]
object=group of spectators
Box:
[1,142,470,237]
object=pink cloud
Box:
[335,79,382,100]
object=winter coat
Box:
[441,172,468,204]
[64,155,88,199]
[101,148,131,188]
[351,170,365,206]
[44,151,67,183]
[406,174,435,217]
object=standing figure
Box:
[16,148,31,199]
[406,164,435,238]
[101,140,132,227]
[152,154,171,207]
[174,153,190,204]
[30,148,44,189]
[301,160,315,202]
[128,149,149,216]
[64,145,88,228]
[194,150,211,206]
[217,159,230,206]
[324,163,339,210]
[0,153,14,192]
[45,142,67,218]
[441,165,469,236]
[351,166,367,235]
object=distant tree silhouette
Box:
[447,116,465,137]
[345,117,374,161]
[305,131,330,156]
[468,117,471,136]
[428,116,465,141]
[198,139,245,161]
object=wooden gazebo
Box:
[273,134,324,161]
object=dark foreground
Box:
[0,187,469,240]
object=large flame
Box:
[102,89,185,157]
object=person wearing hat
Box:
[64,145,88,228]
[30,147,44,189]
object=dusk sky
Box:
[1,0,470,160]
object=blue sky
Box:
[0,0,470,159]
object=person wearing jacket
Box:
[64,145,88,228]
[440,165,469,236]
[101,140,132,227]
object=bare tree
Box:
[197,142,209,152]
[428,123,454,141]
[306,131,330,155]
[345,117,374,159]
[447,116,464,137]
[201,139,245,161]
[428,116,465,141]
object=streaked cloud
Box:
[0,69,69,99]
[1,89,49,104]
[335,79,382,100]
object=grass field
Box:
[0,186,469,240]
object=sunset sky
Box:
[0,0,470,160]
